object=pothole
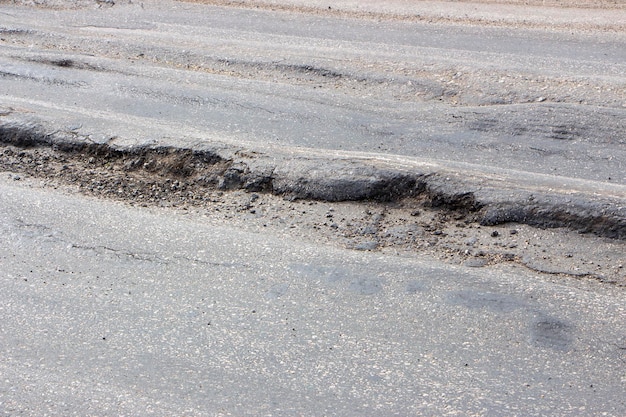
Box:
[0,121,624,286]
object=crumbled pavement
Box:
[1,117,624,286]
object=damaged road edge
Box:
[1,119,624,240]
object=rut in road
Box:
[1,120,625,240]
[0,121,480,208]
[1,121,625,287]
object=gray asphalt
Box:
[1,3,625,415]
[1,176,625,416]
[0,0,625,184]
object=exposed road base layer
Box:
[1,118,624,241]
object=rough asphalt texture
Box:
[1,0,624,237]
[1,117,625,242]
[0,1,625,415]
[0,0,625,281]
[1,175,625,416]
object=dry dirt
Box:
[2,143,624,287]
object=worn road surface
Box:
[1,175,625,416]
[1,0,625,183]
[1,0,625,415]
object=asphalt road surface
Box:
[1,1,625,416]
[1,176,625,416]
[0,0,625,183]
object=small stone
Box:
[66,123,82,132]
[536,96,546,102]
[354,241,379,251]
[464,258,488,268]
[491,230,499,237]
[360,225,378,235]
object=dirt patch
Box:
[179,0,626,32]
[1,141,624,286]
[1,0,131,9]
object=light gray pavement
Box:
[0,0,625,184]
[1,0,625,239]
[0,176,625,416]
[1,3,625,415]
[194,0,626,32]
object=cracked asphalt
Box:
[1,0,625,182]
[1,174,625,416]
[1,0,625,414]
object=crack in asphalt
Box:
[1,134,624,286]
[69,242,247,268]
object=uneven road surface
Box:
[1,0,625,182]
[1,0,625,415]
[1,0,625,238]
[1,175,625,416]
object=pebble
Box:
[464,258,488,268]
[354,241,379,251]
